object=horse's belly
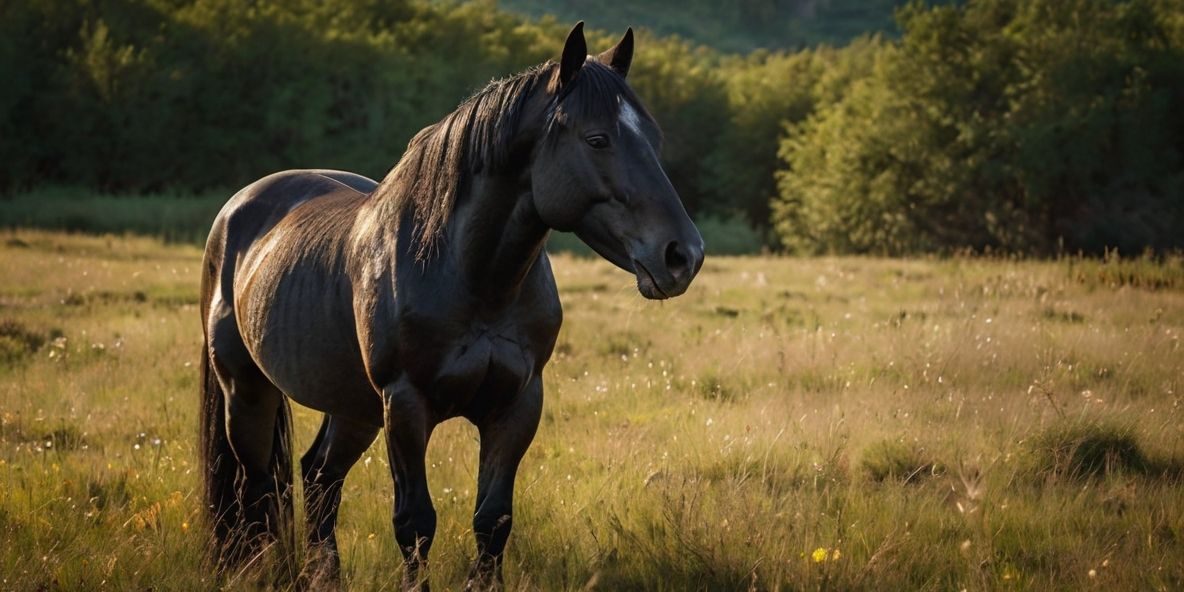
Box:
[263,330,378,421]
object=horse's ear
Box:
[559,21,587,87]
[597,27,634,78]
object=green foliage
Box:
[704,50,824,228]
[774,0,1184,254]
[627,34,731,219]
[0,0,560,192]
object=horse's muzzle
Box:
[632,238,703,300]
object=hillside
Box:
[495,0,909,52]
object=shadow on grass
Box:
[1024,418,1184,482]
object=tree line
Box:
[2,0,1182,254]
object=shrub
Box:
[0,320,46,366]
[694,215,765,255]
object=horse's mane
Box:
[372,60,645,258]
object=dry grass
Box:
[1,230,1181,591]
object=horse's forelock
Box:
[546,60,650,133]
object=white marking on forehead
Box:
[618,98,642,135]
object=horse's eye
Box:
[585,134,610,150]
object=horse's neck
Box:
[443,172,549,304]
[356,170,548,307]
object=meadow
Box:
[1,229,1181,591]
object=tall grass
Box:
[0,187,227,244]
[1,230,1181,590]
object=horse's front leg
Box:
[383,377,437,592]
[466,375,543,591]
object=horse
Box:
[198,22,703,590]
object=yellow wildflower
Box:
[811,548,828,563]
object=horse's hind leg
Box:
[299,414,379,584]
[209,334,294,565]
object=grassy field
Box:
[1,230,1182,591]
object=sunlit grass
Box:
[1,230,1181,590]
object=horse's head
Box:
[531,23,704,300]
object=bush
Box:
[860,438,938,483]
[0,320,47,366]
[545,231,595,256]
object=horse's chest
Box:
[408,319,543,414]
[448,328,531,389]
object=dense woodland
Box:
[2,0,1183,254]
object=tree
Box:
[773,0,1184,254]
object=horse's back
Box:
[207,169,375,252]
[202,169,374,310]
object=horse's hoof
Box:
[296,557,341,591]
[464,561,503,592]
[402,566,431,592]
[464,578,502,592]
[402,578,431,592]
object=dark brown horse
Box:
[199,23,703,590]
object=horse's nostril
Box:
[665,240,689,278]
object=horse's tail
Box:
[198,341,296,569]
[264,389,296,578]
[269,392,296,573]
[199,341,240,556]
